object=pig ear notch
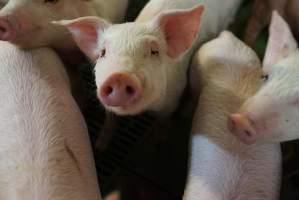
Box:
[155,5,204,58]
[53,16,111,61]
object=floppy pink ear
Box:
[53,16,111,61]
[153,5,204,58]
[263,11,297,70]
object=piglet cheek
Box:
[94,63,105,87]
[11,12,33,34]
[253,113,279,139]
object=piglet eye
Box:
[151,49,159,56]
[261,74,269,82]
[100,48,106,58]
[44,0,58,4]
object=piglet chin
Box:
[103,103,146,116]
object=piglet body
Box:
[0,41,101,200]
[184,32,281,200]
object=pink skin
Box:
[0,14,38,45]
[227,91,281,145]
[0,18,17,41]
[227,114,258,145]
[227,96,288,145]
[99,73,142,107]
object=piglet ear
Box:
[263,11,297,70]
[153,5,204,58]
[53,16,111,61]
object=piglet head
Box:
[55,5,204,115]
[228,11,299,144]
[0,0,94,49]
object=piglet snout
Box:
[0,18,16,41]
[99,73,141,107]
[228,114,257,145]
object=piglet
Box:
[0,0,128,50]
[0,41,102,200]
[184,31,281,200]
[54,0,243,116]
[0,0,129,115]
[229,12,299,144]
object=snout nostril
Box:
[0,20,15,41]
[228,118,236,131]
[104,86,113,96]
[0,26,6,33]
[126,86,135,95]
[244,130,252,138]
